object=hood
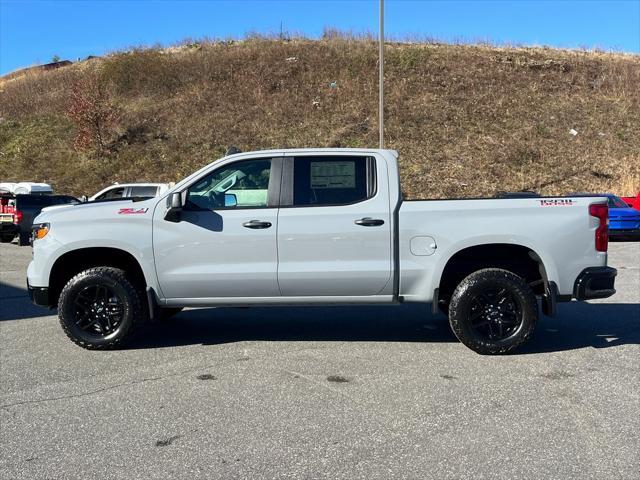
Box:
[34,197,159,224]
[41,203,78,213]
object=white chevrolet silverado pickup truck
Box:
[27,149,616,354]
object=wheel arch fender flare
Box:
[48,245,156,305]
[431,238,558,310]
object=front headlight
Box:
[32,223,50,242]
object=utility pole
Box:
[379,0,385,149]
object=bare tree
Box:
[66,72,119,155]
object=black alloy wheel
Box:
[466,287,522,341]
[448,268,538,355]
[58,267,147,349]
[73,284,125,336]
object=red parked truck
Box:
[621,192,640,211]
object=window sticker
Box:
[310,161,355,189]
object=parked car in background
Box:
[1,194,80,245]
[569,193,640,240]
[0,182,53,195]
[0,193,20,242]
[89,183,171,201]
[621,192,640,211]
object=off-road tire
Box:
[58,267,147,350]
[448,268,538,355]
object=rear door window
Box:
[292,156,373,206]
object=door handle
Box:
[354,217,385,227]
[243,220,272,229]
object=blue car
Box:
[571,193,640,240]
[606,194,640,240]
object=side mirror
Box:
[165,192,184,222]
[170,192,184,209]
[224,193,237,207]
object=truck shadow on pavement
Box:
[2,278,638,354]
[521,302,640,354]
[0,281,52,321]
[132,301,640,354]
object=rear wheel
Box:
[58,267,147,349]
[448,268,538,355]
[0,233,15,243]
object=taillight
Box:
[13,210,23,224]
[589,203,608,252]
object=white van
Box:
[0,182,53,195]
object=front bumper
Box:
[573,267,617,300]
[27,279,51,308]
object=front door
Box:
[153,157,281,299]
[277,154,392,297]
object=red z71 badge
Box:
[118,208,149,215]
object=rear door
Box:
[153,157,282,300]
[276,154,392,297]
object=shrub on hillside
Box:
[66,72,120,154]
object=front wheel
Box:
[448,268,538,355]
[58,267,147,349]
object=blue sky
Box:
[1,0,639,74]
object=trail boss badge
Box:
[539,199,575,207]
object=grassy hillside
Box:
[1,38,639,198]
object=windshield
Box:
[607,195,628,208]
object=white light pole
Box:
[379,0,385,149]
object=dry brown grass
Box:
[1,38,638,198]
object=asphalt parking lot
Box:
[1,241,638,479]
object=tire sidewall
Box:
[449,269,538,354]
[59,269,139,348]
